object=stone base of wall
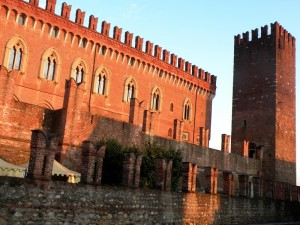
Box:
[0,177,300,225]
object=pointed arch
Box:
[123,76,138,102]
[70,57,88,85]
[183,97,192,121]
[150,85,162,111]
[39,47,61,82]
[3,36,29,73]
[93,65,110,96]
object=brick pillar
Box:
[60,79,85,146]
[290,185,298,202]
[122,153,135,187]
[0,67,16,106]
[223,172,234,196]
[142,110,152,133]
[182,162,197,193]
[199,127,209,147]
[122,153,143,188]
[238,175,248,197]
[155,159,173,191]
[81,141,106,185]
[133,155,143,188]
[129,98,140,125]
[27,130,57,181]
[165,160,173,191]
[221,134,231,153]
[264,180,274,199]
[205,167,218,194]
[173,119,183,141]
[252,177,262,198]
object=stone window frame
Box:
[39,47,61,83]
[93,66,110,96]
[3,36,28,74]
[150,85,162,112]
[123,76,138,102]
[183,98,192,121]
[70,57,88,86]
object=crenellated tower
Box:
[231,22,296,184]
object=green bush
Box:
[140,140,182,191]
[97,139,182,190]
[97,139,124,185]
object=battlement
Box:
[16,0,216,88]
[234,22,296,48]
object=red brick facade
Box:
[232,22,296,185]
[0,0,216,164]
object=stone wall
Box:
[0,177,299,225]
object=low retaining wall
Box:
[0,177,299,225]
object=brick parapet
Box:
[5,0,216,94]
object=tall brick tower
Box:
[231,22,296,185]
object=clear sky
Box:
[37,0,300,185]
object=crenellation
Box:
[135,36,143,51]
[234,34,241,45]
[192,65,198,77]
[101,21,110,37]
[12,0,216,90]
[113,26,122,42]
[211,75,217,86]
[251,29,258,41]
[242,32,249,43]
[88,15,98,32]
[261,25,268,38]
[198,69,205,80]
[125,31,133,47]
[46,0,56,13]
[61,2,71,20]
[178,58,185,70]
[154,45,162,59]
[145,41,153,55]
[162,49,170,63]
[29,0,39,6]
[185,61,191,74]
[75,8,85,26]
[171,54,177,67]
[205,72,211,83]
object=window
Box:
[74,66,84,83]
[18,14,26,25]
[151,86,162,111]
[39,48,60,82]
[70,58,88,85]
[43,57,56,80]
[94,67,109,96]
[4,37,28,73]
[123,76,137,102]
[170,103,174,112]
[8,46,22,70]
[51,27,59,38]
[183,98,192,121]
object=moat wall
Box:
[0,177,299,225]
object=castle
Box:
[0,0,298,197]
[0,0,300,224]
[0,0,216,169]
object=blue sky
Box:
[38,0,300,184]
